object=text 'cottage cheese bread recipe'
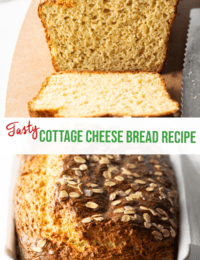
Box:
[28,72,179,117]
[38,0,179,72]
[15,155,179,259]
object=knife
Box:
[182,8,200,117]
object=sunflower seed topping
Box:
[78,183,83,194]
[154,165,162,169]
[130,214,142,222]
[138,156,144,162]
[37,239,46,248]
[75,170,82,176]
[121,215,131,222]
[148,178,156,183]
[68,181,77,185]
[134,179,146,184]
[161,217,168,221]
[149,209,158,216]
[132,173,140,178]
[146,187,154,192]
[82,217,93,223]
[74,156,86,163]
[91,155,99,162]
[127,191,142,200]
[152,231,163,241]
[60,178,68,185]
[109,192,116,201]
[106,155,114,159]
[149,183,157,187]
[85,202,99,210]
[117,190,126,197]
[103,171,112,179]
[69,192,80,198]
[79,164,88,171]
[124,206,135,210]
[128,163,137,169]
[63,175,73,180]
[122,168,132,175]
[140,206,149,211]
[88,183,98,188]
[99,157,110,164]
[108,166,119,174]
[125,189,132,195]
[33,247,42,253]
[131,183,139,190]
[154,171,163,176]
[112,200,122,206]
[114,208,124,213]
[114,176,124,181]
[92,214,103,218]
[90,163,96,167]
[105,181,116,187]
[84,189,93,197]
[124,210,136,215]
[162,229,170,237]
[168,198,174,206]
[92,188,104,193]
[94,217,104,221]
[169,219,177,229]
[144,222,151,229]
[60,190,68,198]
[170,227,176,237]
[143,213,151,223]
[156,208,166,215]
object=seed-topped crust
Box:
[15,155,179,260]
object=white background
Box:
[0,0,32,117]
[1,118,200,154]
[0,1,31,258]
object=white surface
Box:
[0,118,200,154]
[0,0,31,117]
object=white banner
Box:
[0,118,199,154]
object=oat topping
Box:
[57,155,178,242]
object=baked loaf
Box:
[28,71,179,117]
[38,0,179,72]
[15,155,179,260]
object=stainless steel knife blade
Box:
[182,8,200,117]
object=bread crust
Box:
[28,71,179,117]
[15,155,179,260]
[38,0,180,73]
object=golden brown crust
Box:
[38,0,180,73]
[28,71,179,118]
[15,155,179,260]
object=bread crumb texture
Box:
[28,72,179,117]
[40,0,178,72]
[15,155,178,259]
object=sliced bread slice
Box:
[38,0,179,72]
[28,71,179,117]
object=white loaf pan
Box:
[4,155,199,260]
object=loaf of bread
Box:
[38,0,179,72]
[15,154,179,260]
[28,71,179,117]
